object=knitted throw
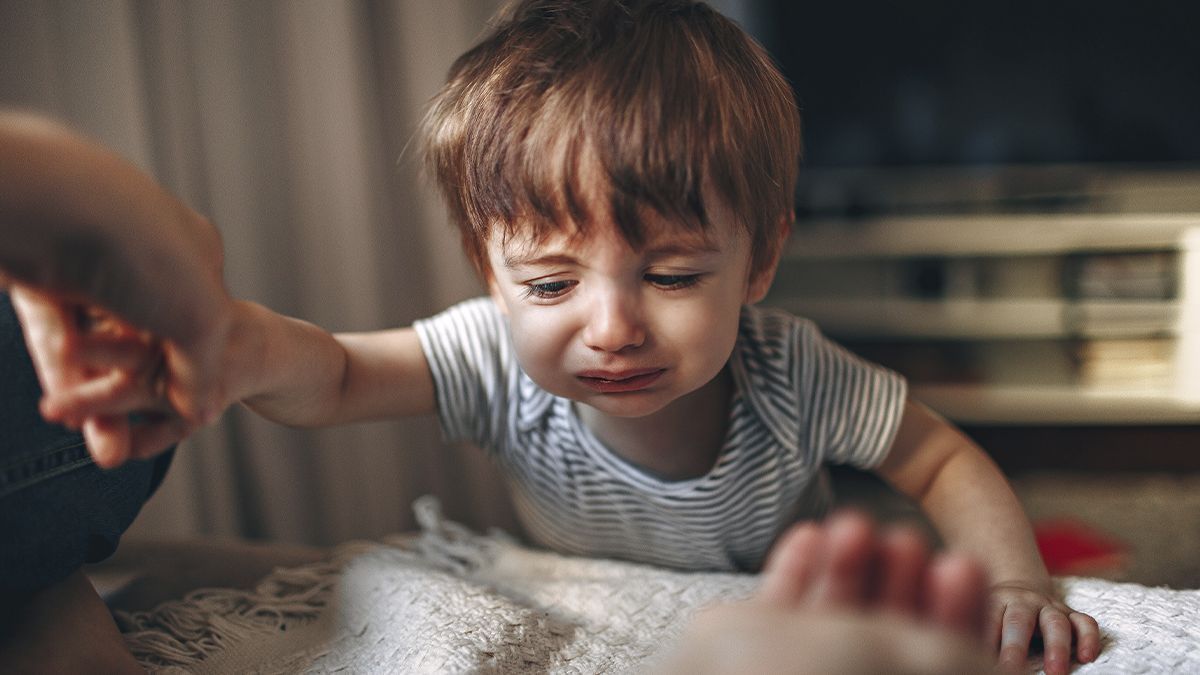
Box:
[117,497,1200,674]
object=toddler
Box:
[14,1,1099,671]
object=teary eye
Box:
[645,273,702,290]
[524,279,576,299]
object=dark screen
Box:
[762,1,1200,167]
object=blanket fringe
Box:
[410,494,503,575]
[115,496,496,669]
[115,540,378,668]
[113,494,501,667]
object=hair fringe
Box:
[422,0,800,278]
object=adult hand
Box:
[9,283,231,468]
[1,113,237,466]
[657,513,993,675]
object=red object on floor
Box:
[1034,518,1129,576]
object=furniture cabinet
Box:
[766,170,1200,468]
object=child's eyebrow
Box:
[503,238,720,269]
[503,252,580,269]
[643,242,721,258]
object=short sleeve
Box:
[794,320,907,469]
[412,297,513,447]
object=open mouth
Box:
[576,368,666,393]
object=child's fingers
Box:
[1069,610,1101,664]
[996,605,1038,672]
[1038,607,1074,675]
[984,600,1004,656]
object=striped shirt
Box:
[414,298,906,572]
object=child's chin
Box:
[577,392,673,419]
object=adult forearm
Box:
[0,111,226,342]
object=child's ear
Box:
[745,217,792,304]
[487,275,510,316]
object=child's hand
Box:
[987,580,1101,675]
[10,284,206,467]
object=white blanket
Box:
[118,497,1200,674]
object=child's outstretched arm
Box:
[1,112,439,465]
[33,294,439,465]
[220,301,437,427]
[875,400,1101,675]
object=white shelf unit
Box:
[767,213,1200,424]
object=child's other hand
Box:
[10,284,204,467]
[987,580,1101,675]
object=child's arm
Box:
[875,400,1101,675]
[43,298,438,464]
[0,113,440,461]
[221,300,436,426]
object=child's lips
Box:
[576,368,666,393]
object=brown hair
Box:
[422,0,801,279]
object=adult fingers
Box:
[1038,606,1074,675]
[128,415,194,461]
[808,511,877,609]
[10,285,80,390]
[40,361,166,425]
[75,333,158,371]
[1070,610,1102,664]
[757,522,824,607]
[875,525,929,616]
[82,414,132,469]
[923,553,988,638]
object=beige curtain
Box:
[0,0,519,545]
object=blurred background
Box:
[2,1,1198,587]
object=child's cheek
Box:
[507,316,572,389]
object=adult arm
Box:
[0,111,226,343]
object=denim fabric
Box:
[0,293,174,596]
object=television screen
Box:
[761,1,1200,169]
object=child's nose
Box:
[582,293,645,353]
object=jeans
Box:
[0,293,173,596]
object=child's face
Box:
[485,198,773,419]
